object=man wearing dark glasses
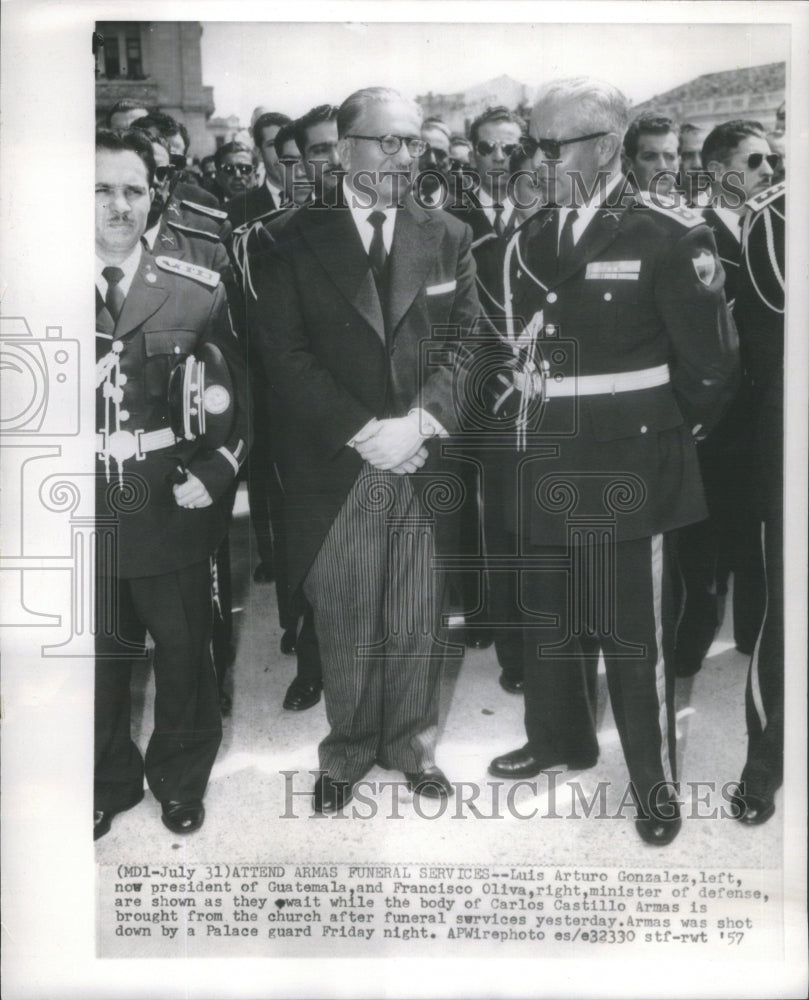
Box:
[214,141,256,203]
[673,121,777,679]
[487,77,737,846]
[447,106,526,680]
[225,112,293,229]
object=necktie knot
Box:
[369,210,386,232]
[102,266,124,286]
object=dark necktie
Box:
[493,203,505,237]
[557,209,579,272]
[102,266,125,322]
[368,211,388,281]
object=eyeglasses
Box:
[154,165,175,183]
[220,162,254,177]
[522,131,609,160]
[346,134,428,156]
[474,139,522,157]
[745,153,780,170]
[278,156,301,166]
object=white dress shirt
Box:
[711,204,743,243]
[477,187,515,230]
[344,179,397,253]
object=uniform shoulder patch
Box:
[636,193,703,228]
[180,199,229,221]
[746,181,786,213]
[154,255,220,288]
[166,219,220,241]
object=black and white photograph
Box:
[1,2,807,998]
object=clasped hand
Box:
[353,416,428,474]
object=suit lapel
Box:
[387,200,441,337]
[96,287,115,336]
[524,207,559,291]
[302,208,385,344]
[113,253,170,340]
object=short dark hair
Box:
[469,106,524,147]
[422,116,451,140]
[214,141,253,170]
[294,104,339,154]
[253,111,292,145]
[106,99,150,126]
[273,122,299,158]
[702,119,766,167]
[130,110,181,141]
[200,154,216,169]
[623,113,677,160]
[450,134,472,148]
[96,127,156,186]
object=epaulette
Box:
[746,181,786,213]
[180,199,229,221]
[166,219,220,242]
[636,193,703,228]
[232,205,286,237]
[155,255,220,288]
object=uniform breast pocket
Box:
[142,329,199,399]
[596,284,641,348]
[424,279,457,325]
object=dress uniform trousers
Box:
[94,560,222,812]
[521,534,678,814]
[302,466,446,783]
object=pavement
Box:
[96,485,781,868]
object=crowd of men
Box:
[94,80,786,847]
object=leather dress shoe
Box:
[283,677,322,711]
[465,629,494,650]
[280,628,297,655]
[730,787,775,826]
[635,802,682,846]
[93,788,144,841]
[253,561,275,583]
[489,746,596,779]
[313,774,353,814]
[161,799,205,835]
[499,670,524,694]
[406,766,453,799]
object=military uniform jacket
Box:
[448,203,518,320]
[702,206,742,307]
[96,250,249,579]
[501,192,739,546]
[226,183,280,229]
[246,197,480,593]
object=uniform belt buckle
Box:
[105,429,145,464]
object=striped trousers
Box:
[303,466,446,782]
[520,534,678,814]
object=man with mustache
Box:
[248,87,479,813]
[93,128,248,840]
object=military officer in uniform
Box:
[93,128,248,839]
[730,181,786,825]
[487,78,738,845]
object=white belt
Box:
[96,427,177,463]
[543,363,669,398]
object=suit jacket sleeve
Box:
[413,219,479,434]
[654,223,739,434]
[185,282,250,499]
[247,239,378,456]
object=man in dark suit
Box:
[93,128,248,839]
[487,77,738,845]
[248,87,480,813]
[447,106,526,677]
[730,182,786,826]
[225,112,292,228]
[622,113,679,200]
[673,121,776,675]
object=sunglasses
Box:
[278,156,301,166]
[154,165,175,183]
[521,131,609,160]
[220,162,253,177]
[745,153,780,170]
[475,139,522,157]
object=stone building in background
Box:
[94,21,217,156]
